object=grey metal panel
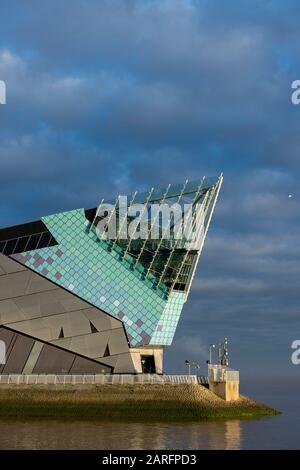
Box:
[0,270,123,330]
[39,300,66,316]
[0,270,56,301]
[22,340,44,374]
[14,288,86,316]
[69,356,109,374]
[59,295,89,312]
[11,290,62,315]
[33,343,111,374]
[57,311,91,338]
[68,331,111,358]
[33,344,76,374]
[94,355,118,368]
[114,353,136,374]
[6,318,55,342]
[0,271,32,300]
[83,307,121,331]
[50,337,72,349]
[0,254,27,275]
[0,257,132,373]
[6,310,101,342]
[7,316,52,342]
[0,325,113,374]
[0,290,90,326]
[2,334,34,374]
[0,326,14,345]
[39,310,90,339]
[0,299,29,324]
[108,328,130,355]
[26,272,58,295]
[0,327,14,373]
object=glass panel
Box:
[3,239,18,255]
[38,232,52,249]
[24,234,41,252]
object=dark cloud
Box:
[0,0,300,377]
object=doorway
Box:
[141,355,156,373]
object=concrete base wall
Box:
[209,380,239,401]
[129,346,164,373]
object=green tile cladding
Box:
[12,208,185,346]
[150,291,185,345]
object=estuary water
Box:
[0,378,299,450]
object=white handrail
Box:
[0,373,208,385]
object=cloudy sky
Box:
[0,0,300,378]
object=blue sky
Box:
[0,0,300,377]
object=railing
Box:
[0,374,208,386]
[208,365,239,383]
[197,375,209,385]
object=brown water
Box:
[0,420,243,450]
[0,380,298,450]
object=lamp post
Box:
[185,360,191,376]
[216,337,229,367]
[192,362,201,374]
[218,343,222,364]
[209,344,216,364]
[222,337,229,367]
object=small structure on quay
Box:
[207,337,240,401]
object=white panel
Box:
[22,341,44,374]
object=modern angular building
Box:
[0,175,222,375]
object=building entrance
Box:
[141,355,156,373]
